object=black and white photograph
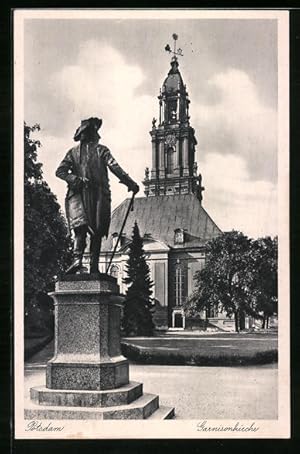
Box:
[14,9,290,439]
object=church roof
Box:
[102,193,222,251]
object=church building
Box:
[99,45,222,330]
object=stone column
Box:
[158,140,165,178]
[159,98,162,125]
[151,140,157,179]
[177,95,180,122]
[174,139,180,175]
[182,136,189,176]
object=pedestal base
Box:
[30,381,143,407]
[26,274,175,419]
[46,357,129,390]
[25,392,175,420]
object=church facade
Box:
[99,55,223,330]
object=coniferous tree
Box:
[122,222,154,336]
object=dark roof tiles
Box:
[102,194,222,251]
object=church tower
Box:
[100,35,222,330]
[143,35,204,201]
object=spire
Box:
[161,35,187,124]
[143,35,204,203]
[164,34,183,81]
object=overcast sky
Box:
[24,17,278,238]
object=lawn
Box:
[26,331,278,367]
[121,332,278,366]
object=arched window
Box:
[166,147,174,174]
[167,100,177,123]
[174,228,184,244]
[110,264,120,280]
[175,261,183,306]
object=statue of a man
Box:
[56,117,139,274]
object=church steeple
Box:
[143,34,204,201]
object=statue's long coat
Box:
[56,143,135,237]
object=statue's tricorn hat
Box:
[73,117,102,141]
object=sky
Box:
[24,17,278,238]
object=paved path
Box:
[130,364,277,420]
[123,336,277,341]
[25,363,277,420]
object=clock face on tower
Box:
[165,134,176,147]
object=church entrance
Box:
[174,313,183,328]
[171,308,185,330]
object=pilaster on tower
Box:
[143,35,205,202]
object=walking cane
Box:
[106,192,135,275]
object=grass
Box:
[26,332,278,367]
[121,332,278,366]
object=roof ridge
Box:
[111,197,131,216]
[199,203,222,233]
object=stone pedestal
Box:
[25,274,174,420]
[46,274,128,391]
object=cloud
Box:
[32,42,278,239]
[201,152,277,238]
[37,40,158,211]
[50,40,156,150]
[193,69,277,183]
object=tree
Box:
[24,123,72,338]
[184,231,254,332]
[248,236,278,328]
[122,222,154,336]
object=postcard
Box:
[14,8,290,439]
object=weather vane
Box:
[165,33,183,59]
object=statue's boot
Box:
[65,227,87,275]
[90,234,102,274]
[65,254,82,275]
